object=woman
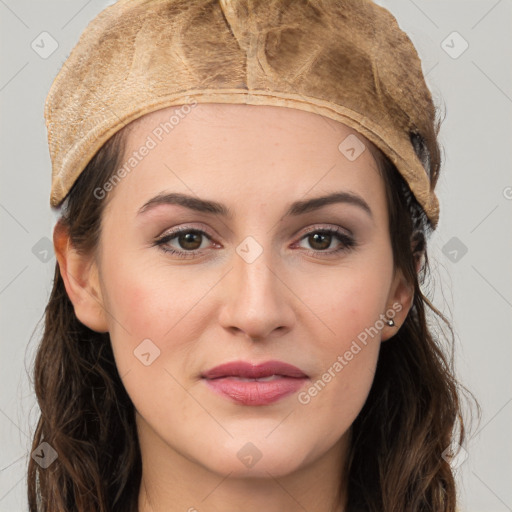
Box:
[28,1,477,511]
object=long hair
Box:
[27,112,479,511]
[27,129,141,512]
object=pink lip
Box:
[201,360,309,406]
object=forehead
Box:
[125,103,372,149]
[107,103,386,218]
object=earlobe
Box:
[53,221,109,333]
[381,269,414,342]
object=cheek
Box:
[101,264,203,426]
[101,254,213,373]
[304,262,391,347]
[297,265,389,414]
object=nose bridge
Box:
[234,234,282,308]
[219,233,293,339]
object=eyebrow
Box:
[137,191,373,220]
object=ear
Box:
[414,250,424,274]
[53,220,109,333]
[381,267,414,342]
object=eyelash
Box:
[152,224,357,260]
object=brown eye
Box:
[176,231,204,251]
[154,228,214,259]
[306,232,333,251]
[296,227,356,257]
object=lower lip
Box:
[203,376,308,406]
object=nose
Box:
[217,244,295,342]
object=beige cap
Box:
[45,0,440,228]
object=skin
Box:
[54,104,414,512]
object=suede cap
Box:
[45,0,440,228]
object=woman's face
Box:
[64,104,412,479]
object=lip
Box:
[201,360,309,406]
[201,360,308,379]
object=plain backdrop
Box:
[1,1,511,511]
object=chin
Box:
[198,435,313,479]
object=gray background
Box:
[1,1,511,510]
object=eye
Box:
[152,224,357,259]
[153,227,214,259]
[295,226,356,257]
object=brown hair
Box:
[28,113,479,511]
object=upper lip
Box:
[201,360,308,379]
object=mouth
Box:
[217,375,286,382]
[201,360,309,406]
[201,360,308,379]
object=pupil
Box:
[181,232,201,250]
[311,233,330,250]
